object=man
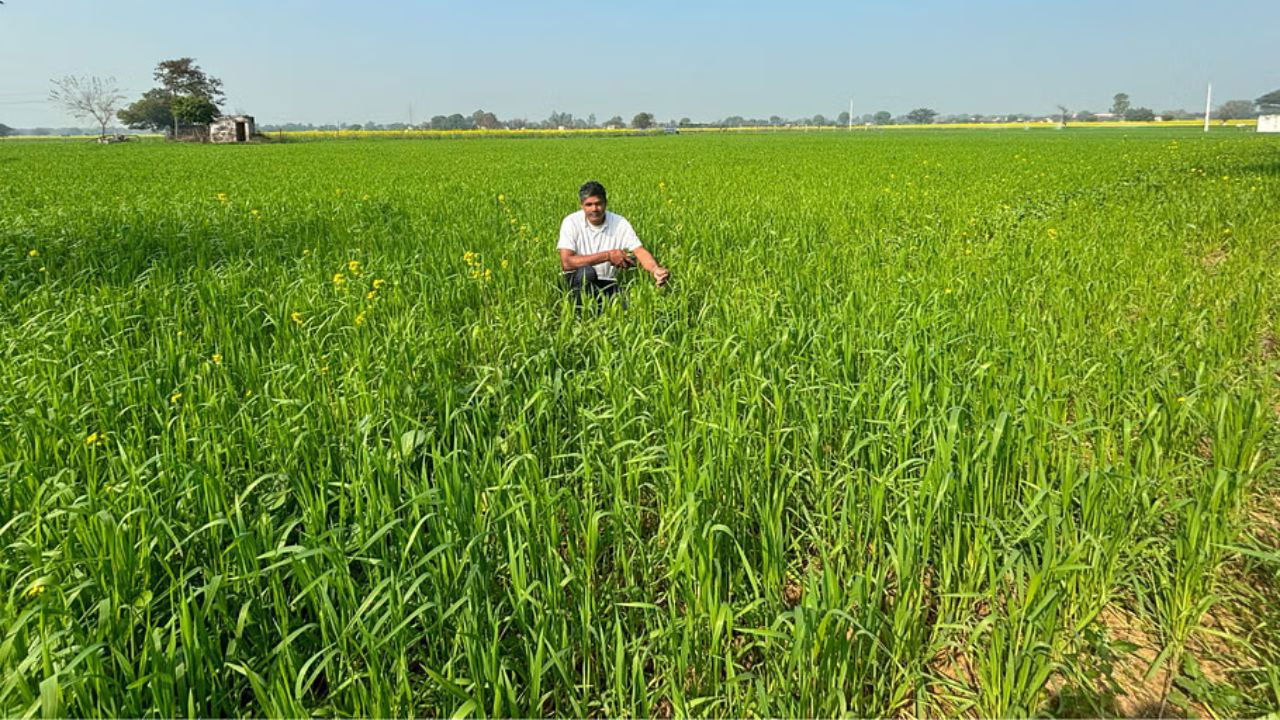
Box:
[558,180,669,304]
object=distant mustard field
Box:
[2,130,1278,717]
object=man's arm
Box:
[631,246,669,286]
[559,248,633,272]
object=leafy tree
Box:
[1111,93,1130,116]
[153,58,224,136]
[429,115,448,130]
[118,89,173,132]
[631,112,654,129]
[48,75,124,138]
[906,108,937,124]
[768,115,783,126]
[811,114,828,126]
[172,95,219,126]
[1256,89,1280,111]
[1216,99,1257,120]
[678,117,692,127]
[722,116,745,127]
[1124,107,1155,122]
[604,115,624,128]
[0,123,13,137]
[836,111,850,126]
[471,109,500,129]
[872,111,892,125]
[1076,110,1098,122]
[546,110,574,129]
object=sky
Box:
[2,0,1278,127]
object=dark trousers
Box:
[564,266,619,306]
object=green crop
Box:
[1,130,1278,717]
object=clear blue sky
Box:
[2,0,1277,127]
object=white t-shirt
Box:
[557,210,642,281]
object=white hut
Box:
[1258,115,1280,133]
[210,115,255,143]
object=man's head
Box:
[579,180,607,226]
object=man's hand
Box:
[652,266,669,287]
[607,249,635,268]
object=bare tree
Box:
[1057,105,1070,127]
[49,76,125,138]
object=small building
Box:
[210,115,255,143]
[1259,115,1280,133]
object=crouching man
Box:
[558,180,669,305]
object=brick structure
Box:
[210,115,255,143]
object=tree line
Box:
[17,70,1280,140]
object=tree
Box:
[768,115,783,126]
[0,123,13,138]
[872,111,892,125]
[1111,93,1130,117]
[118,89,172,132]
[172,95,219,126]
[1076,110,1098,122]
[906,108,938,124]
[471,109,500,129]
[1257,89,1280,111]
[837,111,850,126]
[48,75,124,138]
[678,117,692,127]
[631,112,655,129]
[1216,99,1257,120]
[1124,107,1155,122]
[153,58,224,136]
[811,114,828,126]
[1056,105,1070,127]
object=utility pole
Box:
[848,98,853,131]
[1203,83,1212,132]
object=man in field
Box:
[558,180,669,304]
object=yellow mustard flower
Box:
[366,290,376,300]
[500,259,509,269]
[216,193,228,203]
[211,353,222,365]
[291,311,303,325]
[170,391,183,404]
[250,209,261,218]
[25,584,45,599]
[497,193,506,203]
[332,272,346,287]
[355,312,366,327]
[85,431,104,446]
[372,278,386,290]
[1047,228,1058,239]
[28,249,39,258]
[347,260,361,274]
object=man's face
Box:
[581,195,606,225]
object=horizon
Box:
[2,0,1278,128]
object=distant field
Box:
[2,130,1278,717]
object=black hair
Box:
[578,180,607,204]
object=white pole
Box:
[1203,83,1212,132]
[848,98,853,131]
